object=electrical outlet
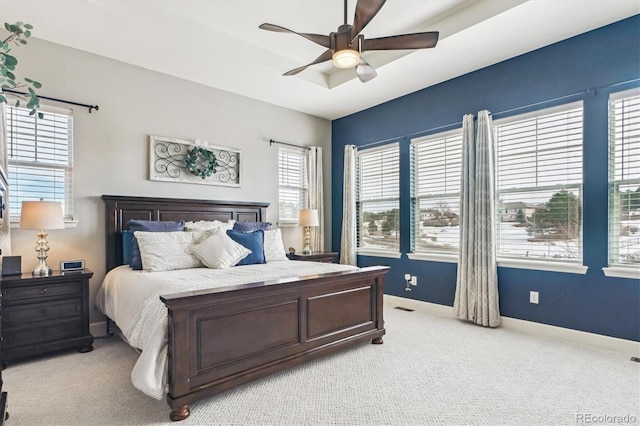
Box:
[530,291,539,304]
[410,275,418,286]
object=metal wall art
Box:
[149,135,242,187]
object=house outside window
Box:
[493,102,584,267]
[356,143,400,256]
[278,147,307,223]
[5,104,74,222]
[607,88,640,275]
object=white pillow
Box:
[189,228,251,269]
[184,219,235,232]
[135,231,204,272]
[264,229,288,262]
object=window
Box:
[494,102,583,264]
[411,130,462,256]
[357,143,400,254]
[608,89,640,268]
[278,148,307,222]
[5,104,74,221]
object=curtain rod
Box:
[2,89,99,113]
[268,139,311,151]
[356,77,640,149]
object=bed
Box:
[100,195,389,421]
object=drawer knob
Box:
[40,288,47,294]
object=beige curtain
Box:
[0,104,11,256]
[307,146,324,253]
[453,111,500,327]
[340,145,357,265]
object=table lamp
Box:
[20,199,65,276]
[299,209,319,255]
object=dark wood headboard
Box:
[102,195,269,272]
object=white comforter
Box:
[96,261,357,399]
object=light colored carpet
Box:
[3,305,639,425]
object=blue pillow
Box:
[127,220,185,269]
[122,230,133,265]
[226,229,265,266]
[233,221,272,232]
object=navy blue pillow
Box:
[122,230,134,265]
[127,220,185,270]
[233,221,272,232]
[226,229,266,266]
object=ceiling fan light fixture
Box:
[332,49,360,69]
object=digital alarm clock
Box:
[60,260,85,272]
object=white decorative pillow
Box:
[189,228,251,269]
[184,219,235,232]
[264,229,288,262]
[135,231,203,272]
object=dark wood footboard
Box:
[161,265,388,420]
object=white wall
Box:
[7,38,332,323]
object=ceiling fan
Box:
[259,0,439,83]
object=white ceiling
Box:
[1,0,638,120]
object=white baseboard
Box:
[384,295,640,357]
[90,321,108,337]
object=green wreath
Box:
[184,146,218,179]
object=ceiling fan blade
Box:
[351,0,386,43]
[259,23,331,48]
[362,32,439,51]
[283,49,333,76]
[355,57,377,83]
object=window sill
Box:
[406,252,588,274]
[276,221,298,228]
[497,258,588,274]
[357,249,402,259]
[602,266,640,280]
[407,252,458,263]
[10,220,78,230]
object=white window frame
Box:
[278,147,308,225]
[493,101,587,274]
[408,129,462,263]
[5,103,75,226]
[604,88,640,280]
[356,142,401,258]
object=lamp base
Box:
[302,245,312,255]
[32,264,52,276]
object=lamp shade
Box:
[20,200,65,230]
[298,209,319,227]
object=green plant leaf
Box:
[4,54,17,66]
[15,99,20,107]
[18,39,27,45]
[0,94,6,103]
[24,30,31,38]
[38,111,43,119]
[6,71,15,80]
[32,81,41,88]
[4,23,10,32]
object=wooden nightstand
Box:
[286,252,338,263]
[0,269,94,365]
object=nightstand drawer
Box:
[2,281,81,303]
[3,298,81,327]
[2,318,82,350]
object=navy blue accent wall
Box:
[331,16,640,342]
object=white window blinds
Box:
[609,89,640,267]
[6,105,74,220]
[412,130,462,254]
[357,143,400,253]
[494,102,583,263]
[278,148,307,222]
